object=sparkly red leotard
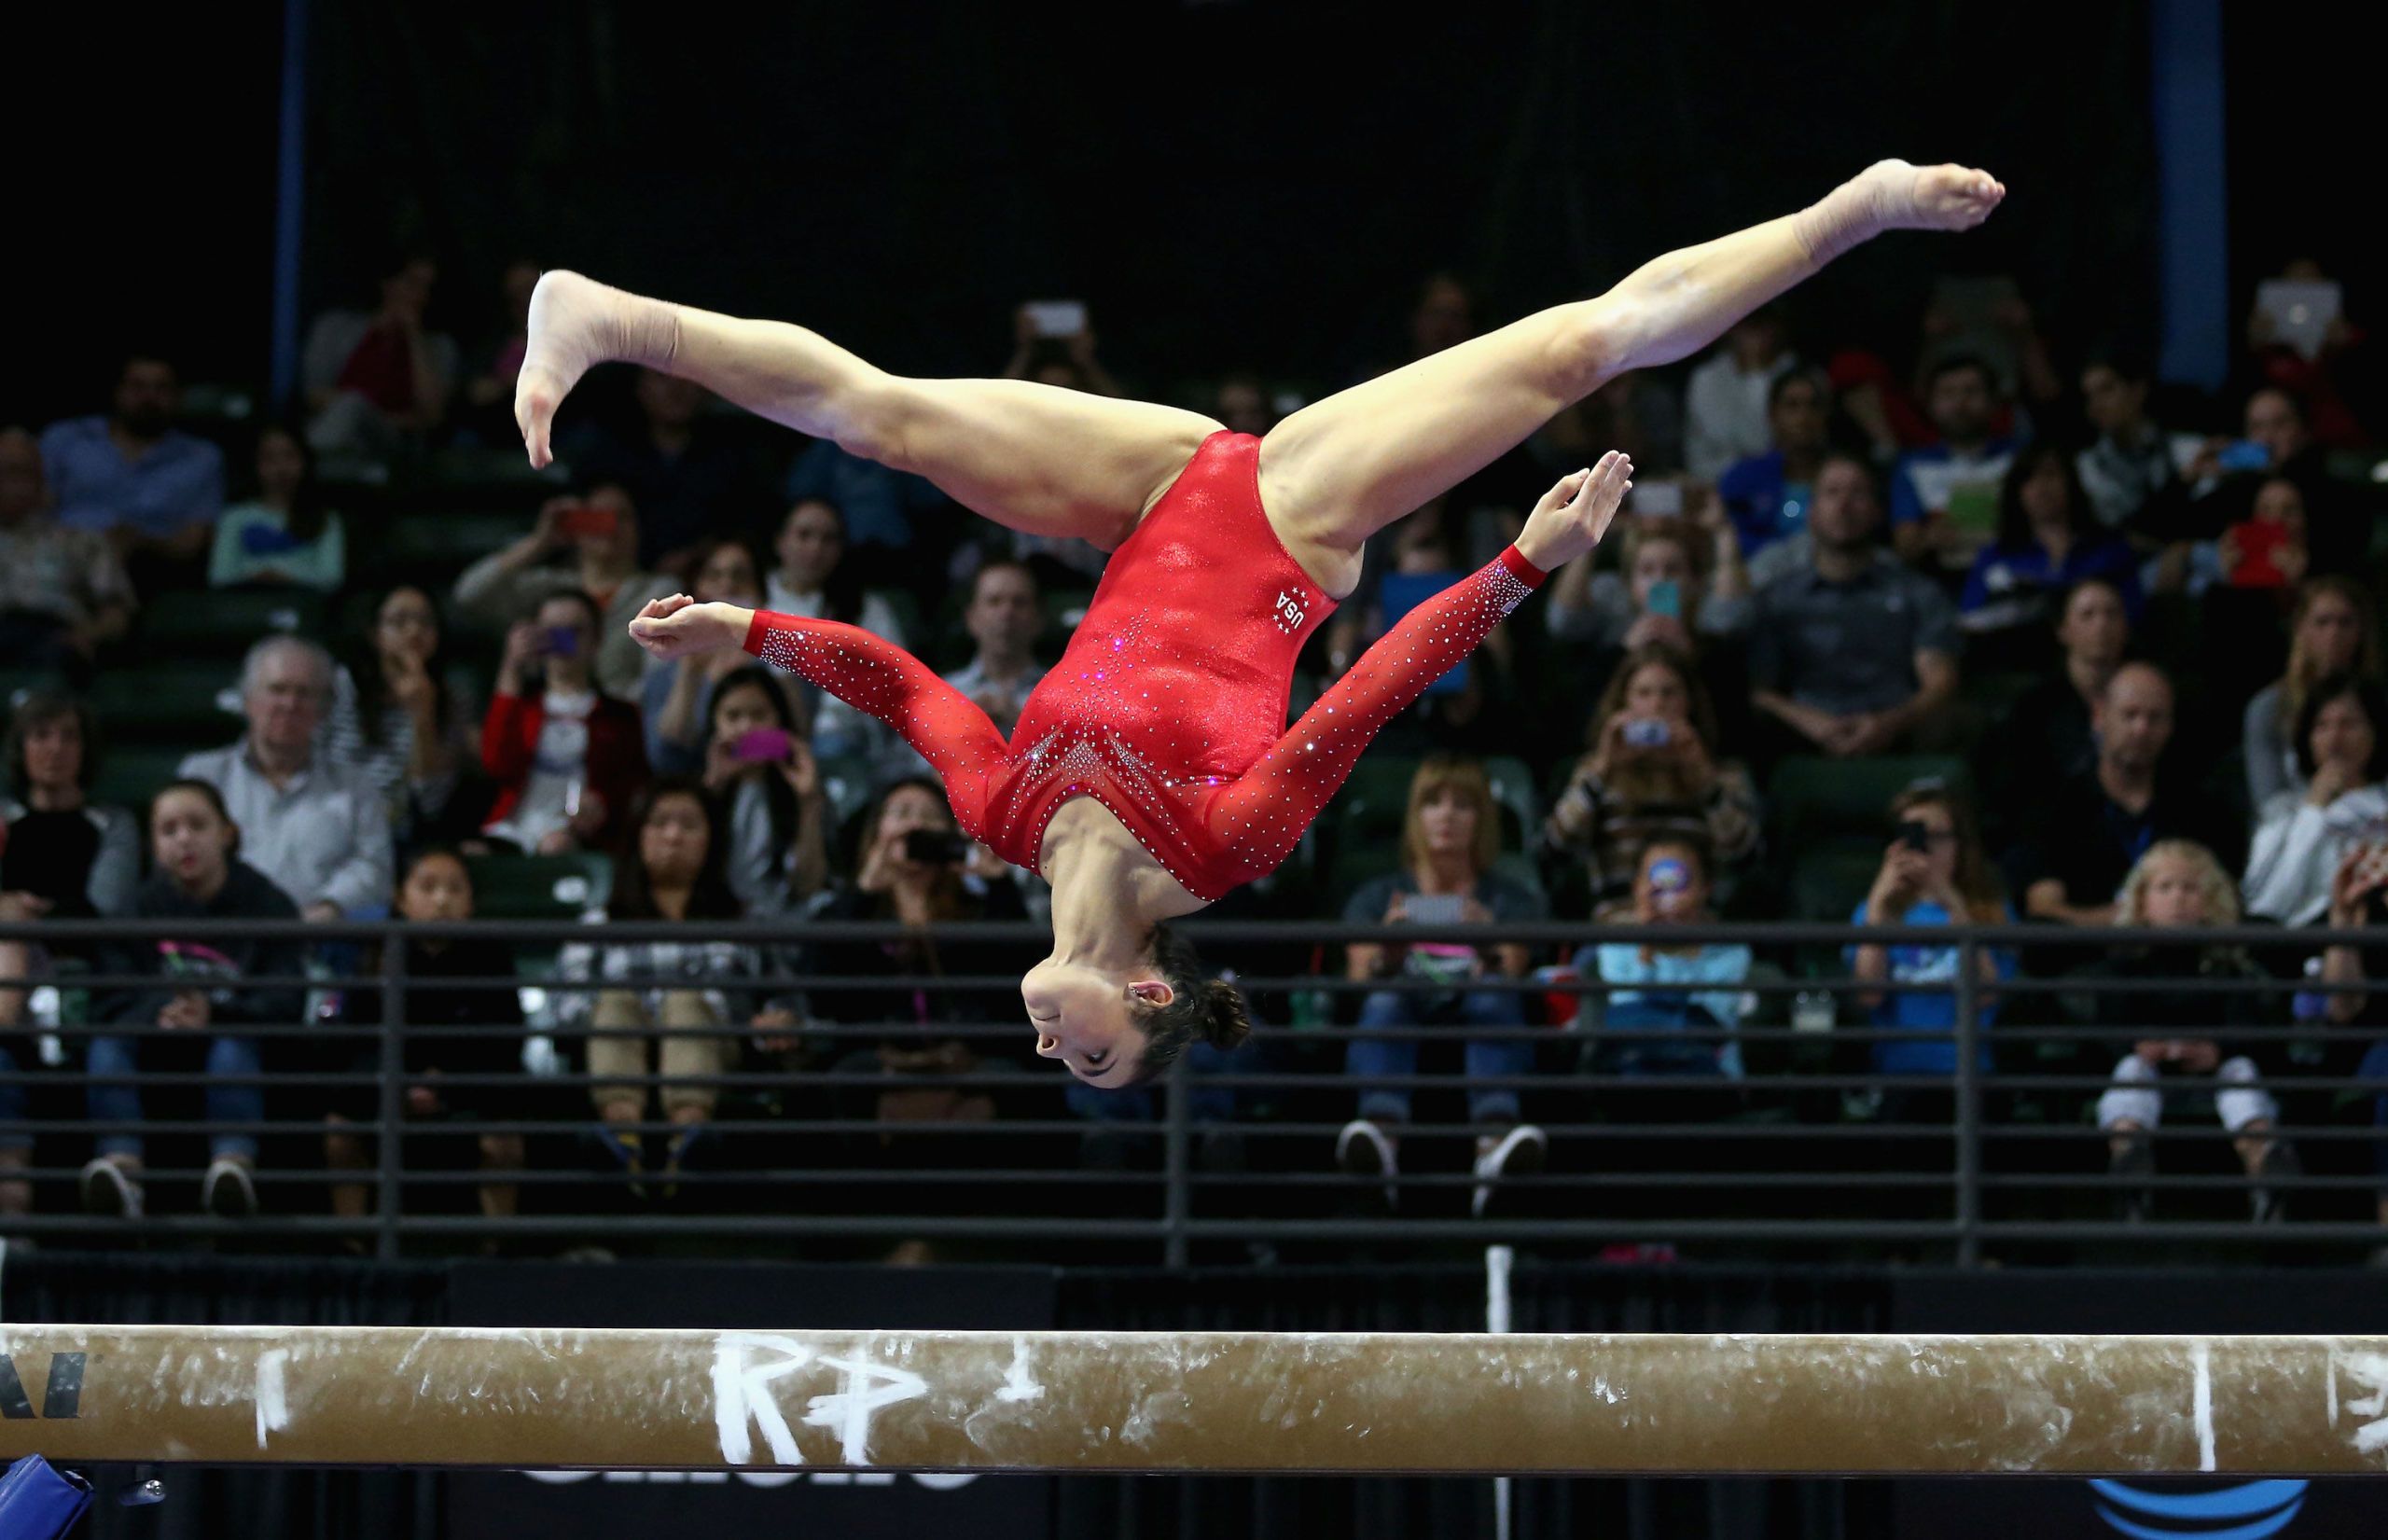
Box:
[742,430,1545,900]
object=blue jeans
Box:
[0,1044,28,1153]
[2364,1039,2388,1183]
[86,1033,263,1163]
[1065,1039,1243,1125]
[1346,988,1533,1126]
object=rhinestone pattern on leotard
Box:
[741,431,1546,901]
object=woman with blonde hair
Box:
[1339,755,1549,1216]
[1543,645,1758,917]
[2083,839,2299,1224]
[2243,576,2381,808]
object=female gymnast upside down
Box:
[520,157,2004,1087]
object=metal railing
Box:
[3,916,2384,1268]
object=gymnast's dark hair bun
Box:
[1129,923,1252,1082]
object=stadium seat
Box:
[87,665,240,745]
[466,852,615,923]
[140,589,328,657]
[1767,755,1972,851]
[88,743,201,812]
[0,667,66,715]
[382,513,530,587]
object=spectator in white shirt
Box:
[2245,674,2388,925]
[1684,307,1796,479]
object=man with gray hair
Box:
[179,635,393,921]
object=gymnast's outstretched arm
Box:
[626,595,1007,840]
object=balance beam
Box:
[3,1327,2385,1476]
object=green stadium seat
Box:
[87,665,240,745]
[465,853,614,922]
[89,744,202,812]
[1767,755,1972,851]
[382,513,530,585]
[0,668,67,715]
[140,589,329,657]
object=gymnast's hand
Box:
[1515,451,1632,573]
[629,594,751,662]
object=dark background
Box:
[7,0,2361,424]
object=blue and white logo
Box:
[2088,1479,2310,1539]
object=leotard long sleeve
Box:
[742,430,1545,901]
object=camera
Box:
[902,829,969,866]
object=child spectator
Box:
[1580,835,1753,1083]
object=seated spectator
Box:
[786,778,1032,1137]
[0,424,134,680]
[1319,510,1520,750]
[3,691,141,1210]
[1542,646,1758,918]
[1545,505,1751,651]
[1986,577,2130,840]
[2075,354,2197,537]
[326,847,528,1229]
[299,249,458,466]
[326,586,490,852]
[452,483,674,701]
[480,590,648,854]
[943,559,1048,740]
[1001,301,1124,396]
[1537,369,1685,480]
[764,496,911,765]
[1958,445,2140,669]
[2244,257,2371,452]
[180,636,394,921]
[2186,385,2370,578]
[2244,674,2388,925]
[1888,354,2018,571]
[1848,781,2016,1092]
[701,664,830,916]
[82,781,306,1219]
[1716,368,1832,570]
[1335,756,1548,1217]
[1213,373,1278,437]
[555,779,779,1192]
[1580,835,1753,1081]
[2007,662,2240,927]
[39,354,224,589]
[2244,576,2379,809]
[784,438,951,597]
[646,537,781,776]
[569,368,763,575]
[1685,308,1797,479]
[208,424,345,592]
[459,257,540,440]
[1749,453,1962,760]
[2313,844,2388,1262]
[2085,839,2298,1223]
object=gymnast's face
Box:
[1022,957,1169,1089]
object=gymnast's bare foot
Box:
[1856,159,2005,235]
[514,271,681,469]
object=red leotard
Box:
[742,430,1545,900]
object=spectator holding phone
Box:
[325,586,489,850]
[2082,839,2299,1224]
[208,423,346,591]
[2243,577,2381,808]
[1847,781,2015,1089]
[645,536,781,775]
[480,590,649,854]
[1957,445,2140,666]
[1543,646,1758,918]
[453,482,674,701]
[1002,300,1124,397]
[2312,842,2388,1262]
[2186,386,2368,579]
[1580,835,1753,1083]
[2244,673,2388,925]
[1544,507,1750,651]
[325,847,529,1231]
[2215,476,2310,593]
[701,663,829,915]
[81,781,307,1220]
[554,779,781,1194]
[1337,756,1548,1217]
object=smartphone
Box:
[1629,481,1683,518]
[1895,819,1933,853]
[1400,893,1466,925]
[1621,716,1672,748]
[1023,300,1088,339]
[556,505,619,540]
[731,727,793,763]
[542,626,580,659]
[2216,440,2272,474]
[1645,578,1683,620]
[903,828,969,865]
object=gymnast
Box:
[521,158,2005,1087]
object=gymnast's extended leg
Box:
[515,274,1220,551]
[1256,160,2005,583]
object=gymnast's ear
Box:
[1128,979,1175,1008]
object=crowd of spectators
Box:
[2,250,2384,1260]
